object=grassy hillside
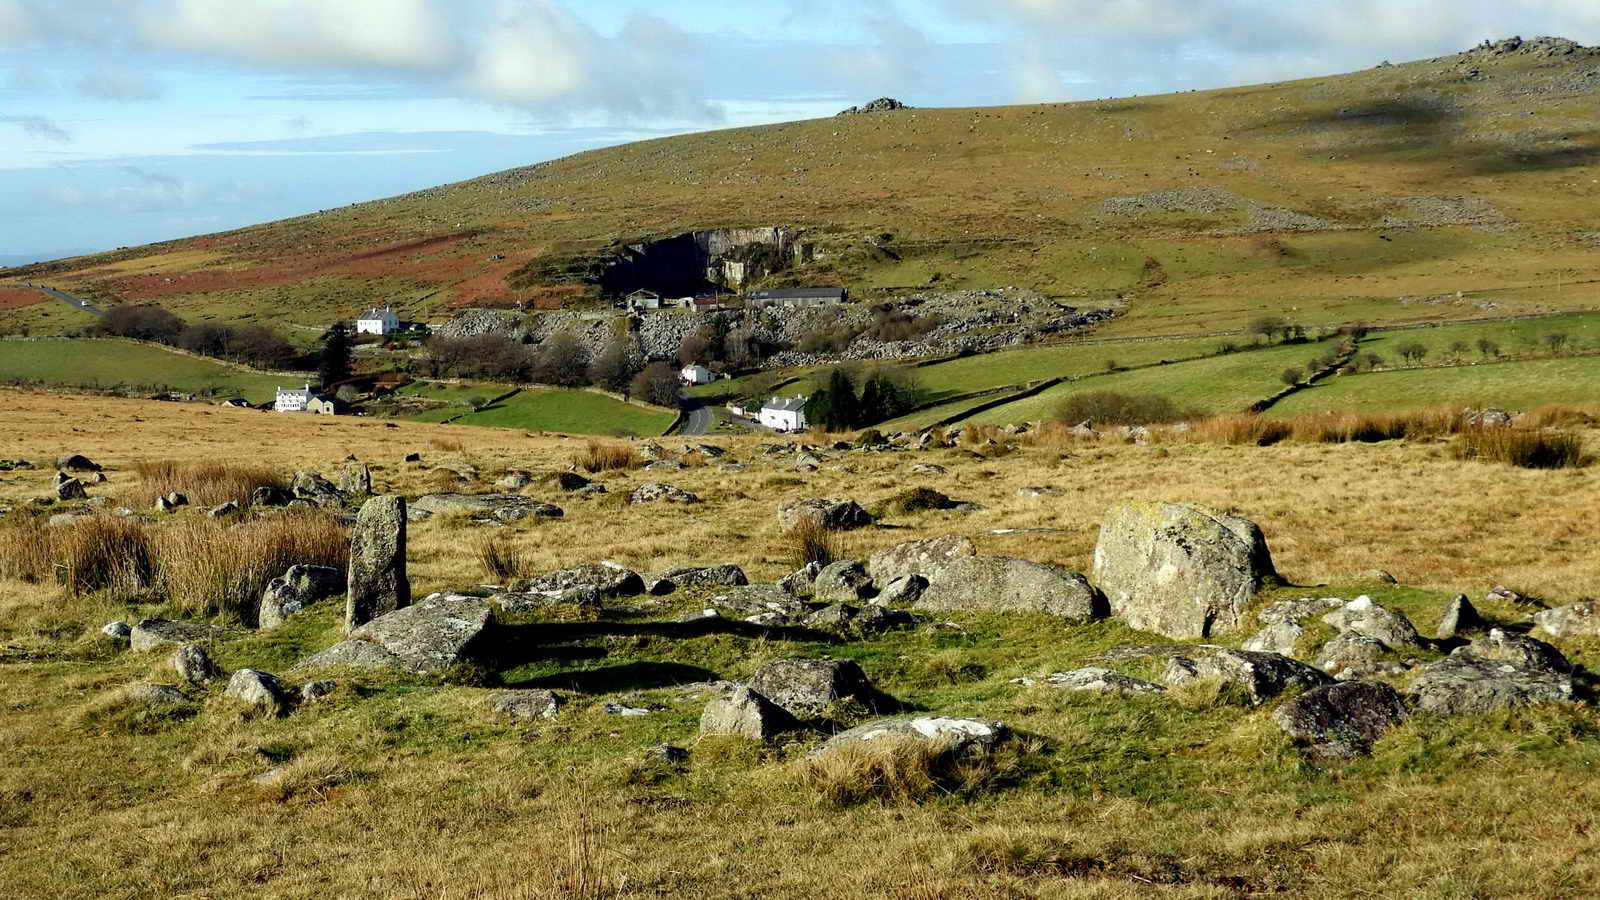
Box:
[0,339,298,404]
[3,39,1597,342]
[1273,354,1600,415]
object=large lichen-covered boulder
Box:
[1409,629,1574,715]
[777,497,873,531]
[1092,502,1278,639]
[747,657,876,716]
[301,593,492,674]
[913,556,1102,623]
[865,536,976,585]
[259,564,345,629]
[1273,681,1409,759]
[1532,600,1600,639]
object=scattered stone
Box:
[1532,600,1600,639]
[853,604,917,633]
[495,471,532,491]
[305,593,493,674]
[159,492,186,508]
[748,658,875,716]
[710,585,809,618]
[404,452,422,462]
[604,702,652,717]
[259,564,345,629]
[1273,681,1409,759]
[554,471,592,492]
[490,689,562,720]
[1094,502,1278,640]
[511,562,643,598]
[341,462,372,495]
[1161,646,1332,704]
[208,501,240,518]
[810,715,1008,759]
[300,680,337,702]
[119,682,190,708]
[914,556,1102,623]
[1016,486,1062,499]
[1320,596,1423,648]
[251,486,293,507]
[347,495,409,631]
[875,574,928,606]
[409,493,562,522]
[1243,622,1304,657]
[1314,633,1392,679]
[865,535,978,584]
[172,643,222,685]
[1410,629,1573,715]
[101,621,132,640]
[777,562,822,597]
[47,510,92,527]
[652,565,748,588]
[1362,570,1399,584]
[629,482,702,504]
[493,587,604,614]
[129,618,241,652]
[646,744,689,765]
[55,478,88,501]
[812,560,874,603]
[57,454,100,472]
[1044,667,1166,694]
[645,577,676,596]
[224,669,290,715]
[699,685,796,739]
[1486,585,1545,610]
[910,463,947,475]
[290,470,344,509]
[777,497,873,531]
[1258,596,1346,626]
[1438,594,1489,639]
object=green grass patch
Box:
[406,388,674,436]
[0,338,296,403]
[1272,355,1600,415]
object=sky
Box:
[1,0,1597,265]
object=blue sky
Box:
[2,0,1597,265]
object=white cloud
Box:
[134,0,456,69]
[2,115,71,142]
[76,68,163,101]
[0,0,33,45]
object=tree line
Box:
[85,305,299,370]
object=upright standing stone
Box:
[347,495,409,631]
[342,462,372,495]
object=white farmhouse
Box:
[274,384,313,413]
[626,289,662,311]
[680,364,713,385]
[759,396,808,432]
[356,306,399,335]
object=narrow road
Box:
[18,282,101,316]
[677,389,713,435]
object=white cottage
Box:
[274,384,313,413]
[626,289,662,311]
[356,306,399,335]
[759,396,808,432]
[680,364,713,385]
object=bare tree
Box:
[589,337,636,392]
[536,331,589,386]
[630,361,681,408]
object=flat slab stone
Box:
[809,715,1009,759]
[1044,667,1166,694]
[409,493,563,522]
[129,619,242,652]
[298,593,492,674]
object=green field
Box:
[406,387,675,436]
[0,338,297,403]
[1271,354,1600,415]
[1355,313,1600,366]
[961,341,1334,425]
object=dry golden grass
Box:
[157,512,349,622]
[129,459,284,508]
[1450,426,1586,470]
[572,439,640,473]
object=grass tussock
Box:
[477,535,535,581]
[0,512,54,583]
[1188,413,1291,446]
[783,515,840,568]
[56,517,157,597]
[1451,427,1586,470]
[157,511,349,622]
[1519,403,1600,429]
[76,684,198,735]
[572,440,639,473]
[255,749,356,804]
[131,459,285,508]
[428,437,466,452]
[795,735,1032,807]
